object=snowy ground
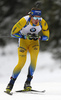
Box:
[0,43,61,100]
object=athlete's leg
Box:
[25,40,39,83]
[6,39,27,92]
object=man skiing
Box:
[5,7,49,93]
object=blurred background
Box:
[0,0,61,83]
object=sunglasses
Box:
[33,17,41,20]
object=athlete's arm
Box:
[11,17,27,38]
[41,18,50,41]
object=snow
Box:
[0,43,61,100]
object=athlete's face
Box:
[31,15,41,25]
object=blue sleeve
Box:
[11,33,23,38]
[41,36,49,41]
[11,33,26,39]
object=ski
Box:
[4,91,13,95]
[4,89,45,95]
[16,89,45,93]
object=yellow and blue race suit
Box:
[11,15,49,81]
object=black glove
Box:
[27,33,38,40]
[32,33,38,40]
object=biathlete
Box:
[6,7,49,93]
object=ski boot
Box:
[6,77,16,93]
[24,81,32,91]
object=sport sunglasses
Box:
[33,17,41,20]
